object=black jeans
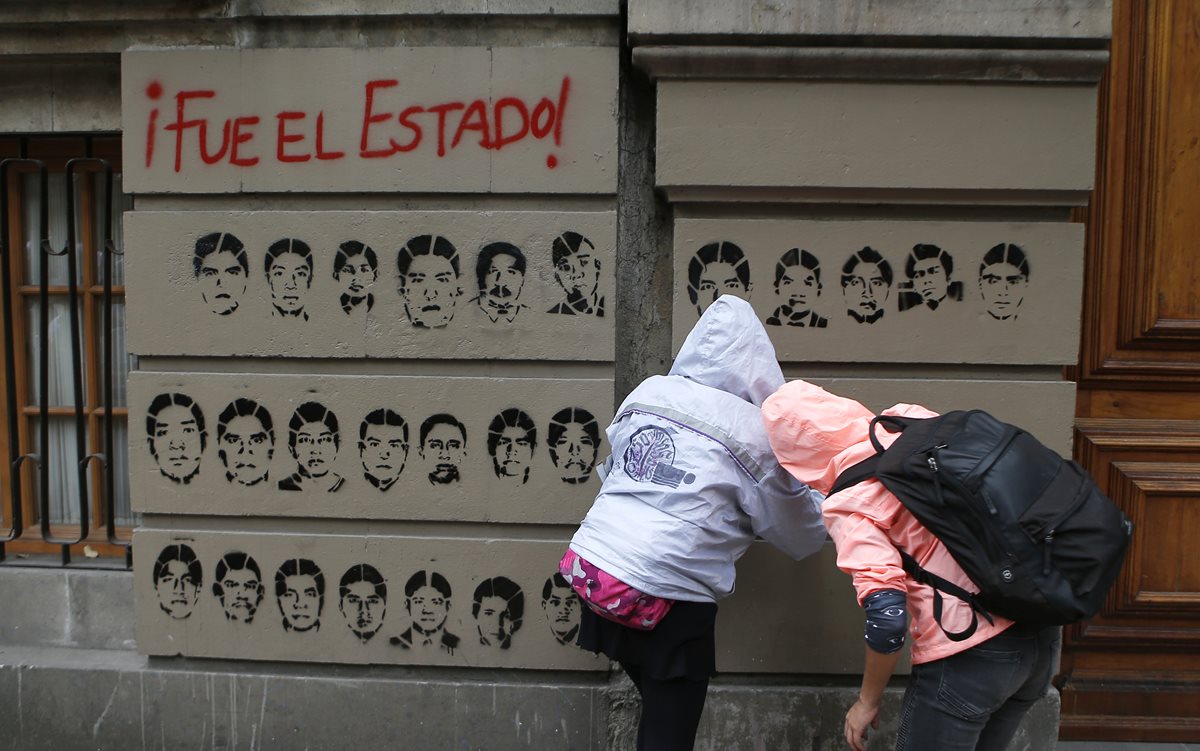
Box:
[895,624,1060,751]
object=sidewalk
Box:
[1057,744,1200,750]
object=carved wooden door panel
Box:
[1061,0,1200,740]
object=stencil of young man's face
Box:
[696,261,746,314]
[912,258,949,303]
[217,567,263,623]
[550,423,597,482]
[151,405,203,482]
[340,581,386,638]
[555,250,600,300]
[844,263,889,318]
[482,253,525,304]
[422,424,465,483]
[220,415,272,485]
[280,574,321,631]
[778,266,819,310]
[268,254,311,315]
[980,262,1028,319]
[337,256,377,299]
[402,255,459,328]
[408,585,450,634]
[293,421,336,477]
[198,251,247,315]
[493,426,534,480]
[543,585,581,643]
[360,423,407,486]
[476,596,513,646]
[155,560,200,619]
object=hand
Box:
[844,697,881,751]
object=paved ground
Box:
[1057,744,1200,750]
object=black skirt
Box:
[576,599,719,681]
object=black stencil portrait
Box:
[472,242,530,324]
[390,570,460,655]
[339,564,388,643]
[194,232,248,316]
[472,576,524,649]
[541,573,581,646]
[278,401,344,493]
[146,393,206,484]
[359,408,408,491]
[488,408,537,485]
[547,407,599,484]
[841,247,892,324]
[152,543,202,620]
[217,398,274,486]
[212,551,264,624]
[548,231,604,317]
[396,234,463,329]
[333,240,378,314]
[898,244,964,313]
[979,243,1031,321]
[264,238,314,321]
[687,241,752,316]
[419,413,467,485]
[275,558,325,633]
[766,248,828,328]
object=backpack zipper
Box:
[1043,530,1054,575]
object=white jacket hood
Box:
[669,295,783,407]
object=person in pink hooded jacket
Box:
[762,379,1059,751]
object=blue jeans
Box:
[895,623,1060,751]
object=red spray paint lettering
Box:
[144,76,572,172]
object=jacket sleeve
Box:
[822,483,909,605]
[739,463,828,561]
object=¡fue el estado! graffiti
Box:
[142,76,573,172]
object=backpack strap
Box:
[831,454,881,495]
[899,550,995,642]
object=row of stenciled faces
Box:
[687,240,1035,324]
[150,544,584,653]
[146,392,602,490]
[193,230,605,328]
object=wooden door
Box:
[1061,0,1200,740]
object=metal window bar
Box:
[0,154,131,567]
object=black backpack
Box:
[831,410,1133,641]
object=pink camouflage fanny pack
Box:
[559,549,674,631]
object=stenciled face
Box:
[218,567,263,623]
[778,267,819,310]
[198,250,247,315]
[151,404,203,482]
[293,421,336,478]
[422,423,465,483]
[480,254,525,320]
[980,262,1028,320]
[340,580,386,638]
[155,560,200,619]
[550,422,597,482]
[360,423,407,486]
[401,254,459,328]
[476,595,512,645]
[912,258,949,303]
[408,584,449,634]
[220,415,272,486]
[337,256,377,300]
[555,251,599,300]
[267,253,311,315]
[543,586,581,642]
[493,425,534,479]
[843,262,890,319]
[696,261,746,314]
[280,574,321,631]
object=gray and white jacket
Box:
[569,296,826,602]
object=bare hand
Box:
[844,697,881,751]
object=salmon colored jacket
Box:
[762,379,1013,664]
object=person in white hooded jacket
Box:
[561,295,826,751]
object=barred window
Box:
[0,136,133,563]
